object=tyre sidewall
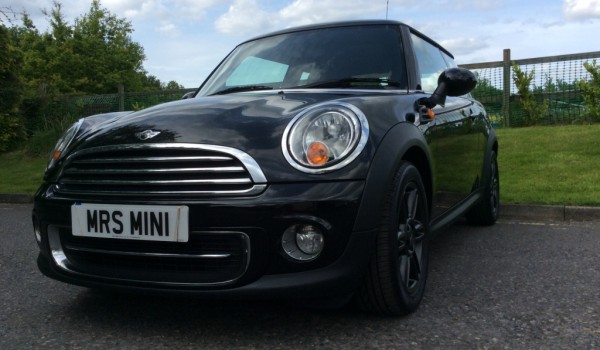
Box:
[384,163,430,313]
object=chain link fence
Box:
[49,88,197,119]
[31,50,600,129]
[461,50,600,127]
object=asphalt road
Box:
[1,204,598,349]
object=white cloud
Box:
[0,0,88,29]
[278,0,385,26]
[157,21,179,37]
[101,0,221,20]
[101,0,154,18]
[3,0,599,88]
[564,0,600,20]
[174,0,223,19]
[214,0,272,36]
[441,37,490,56]
[215,0,388,36]
[427,0,502,11]
[98,0,224,43]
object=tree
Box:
[165,80,184,90]
[70,0,147,93]
[9,13,47,96]
[11,0,179,96]
[42,1,76,94]
[0,24,26,150]
[139,74,163,90]
[0,5,17,25]
[0,26,21,110]
[470,75,502,99]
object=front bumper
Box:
[33,180,377,299]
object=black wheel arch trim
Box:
[481,128,499,194]
[353,122,433,232]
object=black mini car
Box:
[33,20,499,315]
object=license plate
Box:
[71,203,189,242]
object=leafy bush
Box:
[578,60,600,122]
[24,111,78,157]
[0,113,26,152]
[512,63,548,126]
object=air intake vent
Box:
[48,226,251,285]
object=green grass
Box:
[0,152,47,194]
[1,124,600,206]
[496,124,600,206]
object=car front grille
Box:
[54,143,267,199]
[48,226,250,285]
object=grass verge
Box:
[496,124,600,206]
[0,151,47,194]
[0,124,599,206]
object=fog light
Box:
[282,224,325,261]
[296,225,324,254]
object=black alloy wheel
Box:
[356,162,430,315]
[466,150,499,225]
[397,184,426,296]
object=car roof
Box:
[243,20,405,41]
[240,20,454,59]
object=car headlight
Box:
[282,102,369,174]
[47,118,84,170]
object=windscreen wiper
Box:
[211,85,274,96]
[300,77,404,89]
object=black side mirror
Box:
[418,67,477,108]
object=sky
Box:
[2,0,600,88]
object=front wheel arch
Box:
[353,122,433,233]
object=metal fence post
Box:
[118,84,125,112]
[502,49,511,127]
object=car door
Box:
[410,32,485,219]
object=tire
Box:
[356,162,430,316]
[466,150,499,226]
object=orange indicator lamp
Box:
[306,141,329,166]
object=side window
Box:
[410,33,449,92]
[441,51,458,68]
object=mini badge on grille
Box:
[136,130,161,140]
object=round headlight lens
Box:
[47,118,83,170]
[283,103,368,173]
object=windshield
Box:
[198,25,408,96]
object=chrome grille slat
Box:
[55,184,267,197]
[61,178,253,185]
[54,143,267,199]
[73,156,234,163]
[64,166,246,175]
[65,245,232,259]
